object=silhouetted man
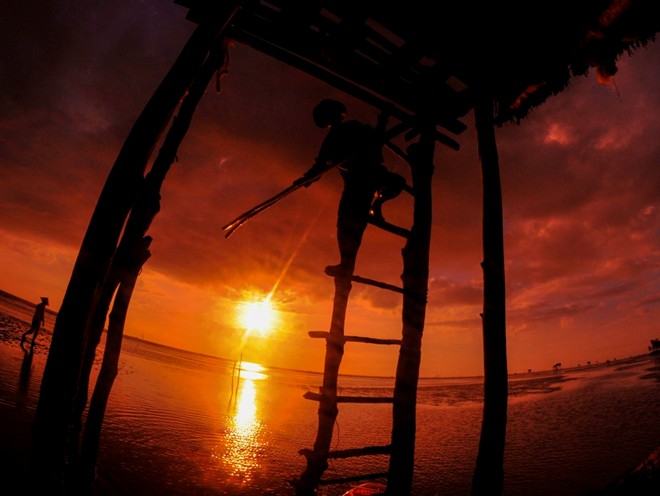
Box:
[295,99,408,274]
[21,296,48,350]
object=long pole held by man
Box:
[222,99,411,253]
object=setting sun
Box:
[238,298,277,336]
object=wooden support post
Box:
[388,120,435,495]
[472,95,508,496]
[72,35,230,437]
[30,7,239,493]
[69,37,230,488]
[295,275,352,495]
[78,237,152,495]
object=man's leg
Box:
[331,186,374,274]
[336,217,364,271]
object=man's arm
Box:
[292,163,325,187]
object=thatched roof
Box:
[175,0,658,146]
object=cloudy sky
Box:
[1,2,658,377]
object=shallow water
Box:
[1,293,658,495]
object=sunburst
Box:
[238,297,277,336]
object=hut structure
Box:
[28,1,657,495]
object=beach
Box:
[1,293,659,495]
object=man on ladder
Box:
[294,98,410,276]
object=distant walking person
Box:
[294,99,409,275]
[20,297,48,350]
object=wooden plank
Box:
[322,268,426,302]
[367,215,411,237]
[319,472,389,486]
[308,331,401,345]
[328,445,392,459]
[298,444,391,460]
[324,266,403,292]
[303,392,393,403]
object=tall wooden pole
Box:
[472,95,508,496]
[31,7,240,494]
[388,119,435,495]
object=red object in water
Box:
[342,482,387,495]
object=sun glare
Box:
[238,298,277,336]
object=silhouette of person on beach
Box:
[20,297,48,351]
[294,99,409,274]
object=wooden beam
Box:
[229,27,463,146]
[308,331,402,345]
[324,266,404,293]
[328,445,392,459]
[303,392,393,403]
[367,215,411,237]
[299,444,392,459]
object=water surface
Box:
[1,293,658,495]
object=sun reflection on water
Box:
[218,362,268,483]
[236,361,268,381]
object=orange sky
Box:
[1,2,658,377]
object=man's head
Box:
[313,99,347,128]
[41,297,49,306]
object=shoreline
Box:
[1,288,654,379]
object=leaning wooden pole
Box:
[472,95,508,496]
[78,237,152,495]
[387,121,435,495]
[31,7,240,493]
[73,38,230,419]
[70,37,230,479]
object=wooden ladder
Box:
[291,129,436,496]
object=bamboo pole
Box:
[472,95,508,496]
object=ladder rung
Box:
[328,444,392,459]
[347,274,405,294]
[304,392,393,403]
[308,331,402,346]
[324,267,404,293]
[367,215,410,237]
[352,273,425,303]
[298,444,391,460]
[319,472,389,486]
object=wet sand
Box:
[0,313,38,493]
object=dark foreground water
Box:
[0,292,658,495]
